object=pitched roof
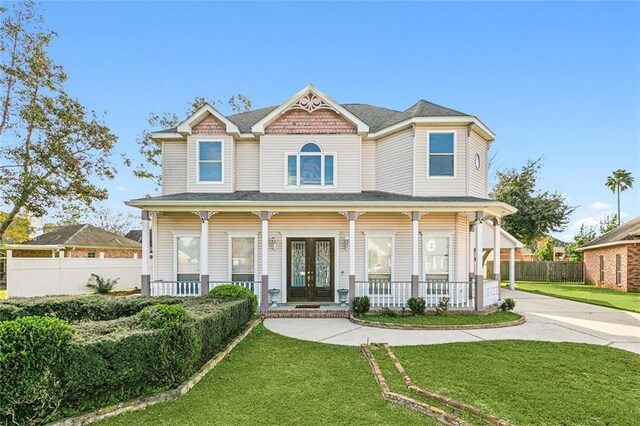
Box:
[21,224,141,249]
[579,216,640,250]
[157,99,471,134]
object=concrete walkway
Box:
[264,289,640,354]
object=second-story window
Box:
[287,142,335,186]
[428,132,455,177]
[198,141,223,183]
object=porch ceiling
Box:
[125,191,516,217]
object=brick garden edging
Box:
[49,318,263,426]
[382,343,510,426]
[350,313,525,330]
[361,343,468,426]
[262,309,349,318]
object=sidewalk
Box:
[263,289,640,354]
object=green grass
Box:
[506,281,640,313]
[98,326,640,426]
[394,341,640,425]
[361,311,521,326]
[0,290,6,300]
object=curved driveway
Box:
[264,289,640,354]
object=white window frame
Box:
[422,232,453,281]
[173,232,200,282]
[196,140,224,184]
[426,130,456,179]
[284,142,337,188]
[227,232,258,283]
[364,232,395,282]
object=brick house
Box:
[578,216,640,292]
[127,84,523,310]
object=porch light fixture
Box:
[344,236,350,251]
[269,236,277,251]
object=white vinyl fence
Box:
[6,250,146,297]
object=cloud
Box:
[590,201,611,210]
[117,186,128,192]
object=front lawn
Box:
[99,326,640,426]
[359,311,521,326]
[506,281,640,313]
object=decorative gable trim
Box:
[251,84,369,136]
[176,104,240,136]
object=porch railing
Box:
[209,281,262,308]
[419,281,475,309]
[354,281,412,308]
[150,280,200,297]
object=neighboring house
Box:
[126,84,520,310]
[578,216,640,292]
[5,224,143,297]
[125,229,153,253]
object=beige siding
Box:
[418,213,467,282]
[162,141,187,195]
[467,130,489,198]
[236,141,260,191]
[413,126,467,196]
[361,140,376,191]
[260,134,361,193]
[375,130,413,195]
[187,134,234,192]
[155,213,200,281]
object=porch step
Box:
[261,309,350,319]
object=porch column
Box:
[348,211,356,305]
[260,211,270,309]
[509,248,516,291]
[474,211,484,311]
[493,218,501,282]
[411,211,420,298]
[197,211,214,296]
[141,210,151,296]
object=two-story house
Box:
[126,85,520,310]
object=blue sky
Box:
[35,1,640,240]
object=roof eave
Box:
[368,116,495,141]
[577,239,640,251]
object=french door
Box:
[286,238,334,302]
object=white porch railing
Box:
[483,280,500,307]
[209,281,262,308]
[150,280,200,296]
[419,281,475,309]
[354,281,412,308]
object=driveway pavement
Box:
[263,289,640,354]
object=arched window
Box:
[287,142,335,186]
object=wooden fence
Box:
[487,260,583,283]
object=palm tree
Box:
[605,169,634,225]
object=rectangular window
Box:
[615,254,621,285]
[425,236,450,282]
[428,132,455,177]
[287,155,297,186]
[324,155,334,186]
[177,236,200,282]
[198,141,223,182]
[87,252,96,258]
[231,237,255,282]
[599,255,605,282]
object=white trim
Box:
[363,233,395,282]
[196,140,224,184]
[173,233,200,281]
[368,116,495,141]
[577,240,640,251]
[422,232,453,281]
[426,130,456,179]
[251,84,369,135]
[176,103,240,135]
[283,142,337,188]
[279,231,341,303]
[227,233,258,282]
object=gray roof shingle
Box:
[22,224,141,249]
[579,216,640,250]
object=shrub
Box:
[0,316,74,425]
[0,304,22,321]
[500,298,516,312]
[138,304,187,329]
[382,307,397,317]
[352,296,370,315]
[209,284,257,313]
[86,274,119,294]
[435,297,450,315]
[407,297,426,316]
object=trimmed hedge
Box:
[209,284,258,313]
[0,296,252,424]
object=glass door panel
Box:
[315,240,331,288]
